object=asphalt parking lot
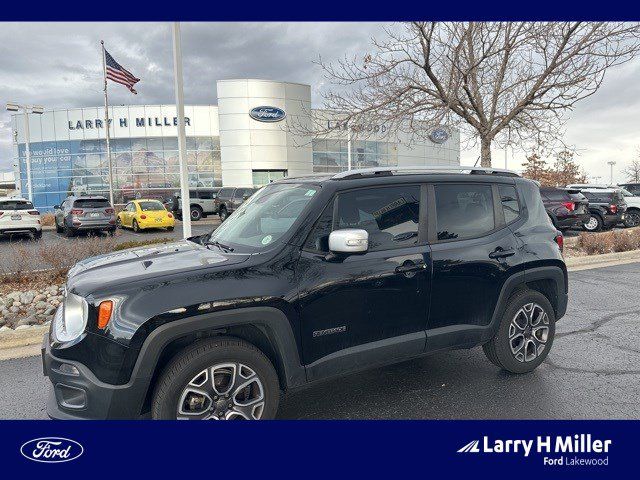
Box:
[0,262,638,419]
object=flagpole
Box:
[101,40,115,207]
[172,22,192,238]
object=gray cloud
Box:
[0,22,638,184]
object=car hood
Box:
[67,240,250,295]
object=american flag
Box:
[105,49,140,94]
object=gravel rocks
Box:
[0,285,64,330]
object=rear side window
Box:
[138,201,164,211]
[73,198,109,208]
[0,200,34,210]
[336,185,421,251]
[540,189,567,201]
[218,188,234,199]
[499,185,520,224]
[434,184,494,241]
[234,188,253,199]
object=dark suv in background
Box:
[540,187,590,231]
[214,187,257,221]
[53,195,116,237]
[43,167,567,420]
[578,189,627,232]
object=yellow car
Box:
[117,199,175,232]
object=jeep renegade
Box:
[42,167,567,420]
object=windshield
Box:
[139,201,165,211]
[207,183,319,252]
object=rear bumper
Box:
[0,226,41,234]
[555,213,590,229]
[43,333,146,420]
[602,214,624,228]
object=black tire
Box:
[219,206,228,222]
[624,209,640,228]
[167,226,174,232]
[152,337,280,420]
[64,224,76,238]
[32,230,42,240]
[583,213,603,232]
[132,220,141,233]
[116,217,123,229]
[55,219,63,234]
[482,289,556,374]
[190,206,203,222]
[107,228,116,237]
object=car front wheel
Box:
[483,289,555,374]
[152,337,280,420]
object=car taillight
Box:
[167,213,173,218]
[609,204,618,214]
[70,209,83,215]
[105,208,114,214]
[28,210,40,215]
[140,214,147,219]
[562,201,575,212]
[554,233,564,253]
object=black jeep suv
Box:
[42,167,567,420]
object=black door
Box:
[426,182,524,351]
[296,184,432,380]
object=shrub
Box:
[40,213,55,227]
[577,228,640,255]
[113,237,174,251]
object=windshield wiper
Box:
[205,240,235,252]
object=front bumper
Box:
[42,333,147,420]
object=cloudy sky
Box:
[0,22,638,183]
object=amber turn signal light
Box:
[97,300,114,329]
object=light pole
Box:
[172,22,192,238]
[607,161,616,185]
[6,103,44,202]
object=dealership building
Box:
[10,79,460,211]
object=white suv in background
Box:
[0,197,42,239]
[567,184,640,228]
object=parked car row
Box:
[541,183,638,232]
[167,187,257,222]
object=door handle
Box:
[395,261,427,275]
[489,247,515,259]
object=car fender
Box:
[125,307,305,412]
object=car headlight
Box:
[53,292,88,343]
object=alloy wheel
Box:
[584,216,599,231]
[625,212,640,228]
[508,303,549,363]
[176,362,265,420]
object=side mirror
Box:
[329,229,369,254]
[53,205,60,210]
[242,194,249,201]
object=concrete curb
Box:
[0,325,47,360]
[565,250,640,272]
[1,251,639,361]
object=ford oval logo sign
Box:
[249,106,286,123]
[20,437,83,463]
[429,127,449,144]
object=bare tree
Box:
[317,22,640,166]
[625,157,640,183]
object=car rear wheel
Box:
[132,220,141,233]
[116,217,123,229]
[219,207,228,222]
[624,210,640,228]
[167,226,174,232]
[190,206,203,222]
[483,289,555,374]
[583,214,603,232]
[32,230,42,240]
[55,219,63,234]
[152,337,280,420]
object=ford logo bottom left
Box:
[20,437,84,463]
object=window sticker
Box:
[262,235,273,245]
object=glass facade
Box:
[17,136,221,210]
[311,139,398,174]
